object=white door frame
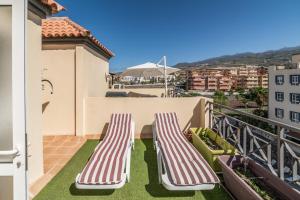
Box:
[0,0,27,199]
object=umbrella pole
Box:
[164,56,167,98]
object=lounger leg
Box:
[152,123,156,150]
[126,145,131,182]
[157,148,162,184]
[131,121,135,150]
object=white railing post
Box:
[277,127,285,180]
[293,159,298,181]
[218,118,222,137]
[243,126,247,158]
[209,102,212,129]
[222,117,226,137]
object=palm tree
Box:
[250,87,268,109]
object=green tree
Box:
[249,87,268,109]
[240,96,249,110]
[236,87,245,94]
[213,91,228,111]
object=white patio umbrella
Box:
[121,62,179,78]
[121,59,179,97]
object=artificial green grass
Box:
[34,139,231,200]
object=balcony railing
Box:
[208,101,300,187]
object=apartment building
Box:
[237,68,249,76]
[231,67,269,90]
[269,57,300,128]
[187,66,266,91]
[218,76,232,91]
[258,74,268,88]
[206,76,218,91]
[187,71,206,91]
[258,67,269,88]
[236,75,259,89]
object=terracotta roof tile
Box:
[42,17,114,58]
[41,0,65,14]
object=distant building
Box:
[218,76,232,91]
[258,67,268,89]
[258,74,268,89]
[268,54,300,128]
[236,75,259,89]
[188,71,206,90]
[187,65,267,91]
[206,77,218,91]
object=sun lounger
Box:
[153,112,219,191]
[75,113,134,189]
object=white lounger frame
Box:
[152,122,216,191]
[75,121,135,189]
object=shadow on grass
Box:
[69,183,115,196]
[202,184,230,200]
[142,139,195,198]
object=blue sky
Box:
[56,0,300,72]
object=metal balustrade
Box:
[208,102,300,186]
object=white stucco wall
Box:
[84,97,210,138]
[109,88,166,97]
[42,47,76,135]
[42,44,110,136]
[75,45,110,136]
[26,11,44,185]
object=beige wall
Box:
[42,44,110,136]
[75,46,109,135]
[82,46,109,97]
[84,97,210,138]
[42,47,76,135]
[0,6,13,200]
[26,11,44,186]
[110,88,165,97]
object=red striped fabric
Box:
[155,112,219,186]
[78,113,132,185]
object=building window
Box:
[275,108,284,119]
[290,93,300,104]
[290,75,300,85]
[275,75,284,85]
[275,92,284,102]
[290,111,300,123]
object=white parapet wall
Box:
[83,97,211,138]
[109,88,166,97]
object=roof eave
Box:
[42,37,114,59]
[41,0,65,14]
[28,0,52,18]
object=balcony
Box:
[210,102,300,187]
[31,97,300,199]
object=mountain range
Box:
[173,45,300,69]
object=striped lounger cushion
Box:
[155,112,219,186]
[78,113,132,185]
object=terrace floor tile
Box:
[29,135,87,200]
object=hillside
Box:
[173,45,300,69]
